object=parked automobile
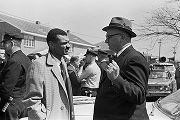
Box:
[147,62,177,97]
[73,91,180,120]
[150,89,180,120]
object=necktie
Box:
[60,62,66,82]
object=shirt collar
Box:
[51,54,62,65]
[116,43,131,57]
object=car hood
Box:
[148,78,172,85]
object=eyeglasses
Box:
[106,33,122,40]
[105,33,122,43]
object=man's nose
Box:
[66,43,71,49]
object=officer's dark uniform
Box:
[0,33,31,120]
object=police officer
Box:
[0,33,31,120]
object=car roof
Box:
[151,62,174,66]
[151,69,165,72]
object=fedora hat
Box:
[84,49,98,56]
[98,49,108,55]
[102,17,136,38]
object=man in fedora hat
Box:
[93,17,150,120]
[77,49,101,97]
[0,33,31,120]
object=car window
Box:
[165,66,175,72]
[155,89,180,119]
[149,71,166,79]
[153,65,175,71]
[153,65,165,70]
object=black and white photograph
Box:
[0,0,180,120]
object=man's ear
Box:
[10,41,15,47]
[48,41,54,48]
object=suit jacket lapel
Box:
[115,45,134,68]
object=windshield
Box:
[149,71,167,79]
[155,89,180,118]
[153,65,175,72]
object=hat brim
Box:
[102,26,136,38]
[84,53,98,56]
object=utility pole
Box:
[173,46,176,63]
[158,39,162,61]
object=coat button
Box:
[60,106,64,110]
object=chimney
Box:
[35,21,40,25]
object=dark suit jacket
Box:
[0,50,31,117]
[0,50,31,99]
[94,46,150,120]
[67,64,81,96]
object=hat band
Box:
[109,23,132,31]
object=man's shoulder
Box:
[127,49,145,59]
[11,50,30,61]
[87,62,100,72]
[33,55,46,64]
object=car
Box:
[151,89,180,120]
[73,96,173,120]
[73,92,180,120]
[147,62,177,97]
[151,62,176,76]
[21,93,179,120]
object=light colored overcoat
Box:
[23,53,74,120]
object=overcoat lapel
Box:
[46,53,68,97]
[51,66,68,95]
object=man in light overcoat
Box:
[23,28,74,120]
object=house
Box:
[94,41,115,55]
[0,13,96,56]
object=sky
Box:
[0,0,180,60]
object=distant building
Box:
[0,13,96,56]
[94,41,115,55]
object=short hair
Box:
[46,28,67,43]
[70,56,79,63]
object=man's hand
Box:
[106,60,119,81]
[100,60,120,81]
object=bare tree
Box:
[136,5,180,59]
[138,7,180,39]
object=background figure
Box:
[0,49,6,72]
[175,62,180,89]
[23,28,74,120]
[0,33,31,120]
[67,56,81,96]
[97,49,108,65]
[96,49,109,83]
[78,49,101,97]
[93,17,150,120]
